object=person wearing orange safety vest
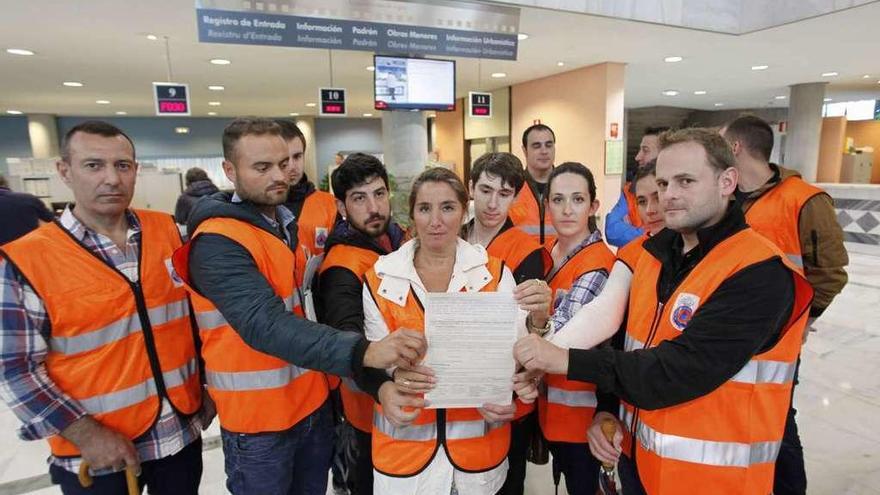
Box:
[461,152,552,495]
[515,129,813,495]
[276,119,339,258]
[510,124,557,244]
[364,167,546,495]
[606,126,668,248]
[0,121,205,494]
[722,115,848,495]
[534,162,615,495]
[317,154,407,495]
[173,118,426,495]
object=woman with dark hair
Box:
[538,162,616,495]
[362,168,547,494]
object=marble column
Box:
[27,114,60,159]
[381,111,428,224]
[784,82,827,182]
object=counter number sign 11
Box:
[320,88,347,116]
[153,82,190,116]
[469,91,492,118]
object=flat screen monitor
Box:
[374,55,455,111]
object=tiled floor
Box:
[2,247,878,495]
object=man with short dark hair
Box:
[276,120,338,257]
[606,126,668,247]
[0,174,54,244]
[722,115,848,495]
[174,167,219,226]
[515,128,813,494]
[173,118,425,494]
[1,120,206,494]
[317,153,407,495]
[510,124,556,244]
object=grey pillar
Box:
[382,111,427,224]
[783,83,827,182]
[28,114,60,159]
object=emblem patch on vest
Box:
[165,258,184,288]
[315,227,329,249]
[669,292,700,331]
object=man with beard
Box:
[510,124,557,244]
[318,153,407,494]
[173,118,426,494]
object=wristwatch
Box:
[527,314,551,336]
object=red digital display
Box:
[159,101,188,113]
[323,104,344,114]
[473,107,489,115]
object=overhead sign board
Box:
[469,92,492,118]
[195,0,520,60]
[153,83,190,116]
[320,88,346,116]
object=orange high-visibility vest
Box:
[319,243,382,433]
[173,217,328,434]
[298,190,337,257]
[742,176,824,274]
[538,238,616,443]
[509,184,556,245]
[486,224,551,419]
[617,234,650,272]
[621,228,812,494]
[622,182,644,229]
[365,257,511,476]
[1,210,201,456]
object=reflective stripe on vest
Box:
[730,360,797,385]
[787,253,804,269]
[206,364,310,391]
[624,333,645,352]
[341,377,364,394]
[196,294,297,331]
[546,386,597,408]
[518,224,558,236]
[79,358,198,414]
[373,411,437,441]
[50,299,189,355]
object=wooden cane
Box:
[78,463,139,495]
[600,418,619,469]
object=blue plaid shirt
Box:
[0,207,201,474]
[549,230,610,331]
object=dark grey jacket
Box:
[186,191,369,378]
[175,179,219,225]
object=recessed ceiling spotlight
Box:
[6,48,35,56]
[208,101,221,106]
[366,65,375,71]
[823,98,832,102]
[751,65,769,71]
[517,33,529,41]
[363,113,373,117]
[694,90,707,95]
[714,102,725,107]
[662,90,679,96]
[821,71,838,77]
[289,112,299,116]
[62,81,84,87]
[305,102,317,107]
[556,61,565,67]
[208,111,218,116]
[664,56,683,63]
[6,110,23,115]
[146,34,159,41]
[863,74,871,79]
[774,95,787,100]
[175,127,190,134]
[208,85,225,91]
[491,72,507,78]
[115,111,127,115]
[210,58,231,65]
[96,100,111,104]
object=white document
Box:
[424,292,518,409]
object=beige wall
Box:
[817,117,847,183]
[846,120,880,183]
[294,116,318,183]
[464,88,510,141]
[511,62,627,222]
[433,98,465,179]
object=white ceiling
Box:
[1,0,878,118]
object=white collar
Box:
[373,238,495,307]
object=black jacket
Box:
[174,179,219,225]
[186,191,369,379]
[284,174,319,219]
[568,204,796,411]
[0,187,54,244]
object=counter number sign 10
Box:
[320,88,347,116]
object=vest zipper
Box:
[629,301,664,458]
